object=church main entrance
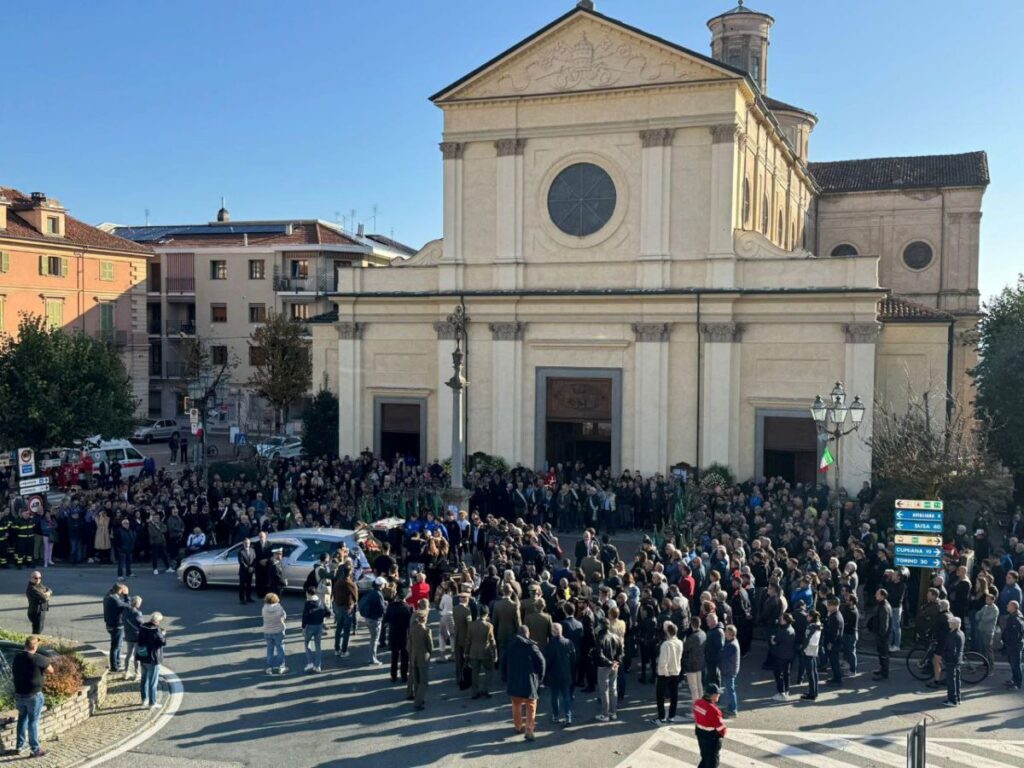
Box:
[374,397,426,466]
[759,413,819,485]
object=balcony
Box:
[166,321,196,336]
[147,320,162,335]
[165,276,195,294]
[272,270,334,294]
[95,329,128,349]
[164,362,189,379]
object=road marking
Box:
[925,741,1013,768]
[805,736,906,768]
[727,731,865,768]
[659,728,777,768]
[77,665,184,768]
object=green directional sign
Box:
[895,499,944,511]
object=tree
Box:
[248,312,312,432]
[0,315,137,450]
[302,389,339,457]
[869,391,1011,531]
[972,275,1024,476]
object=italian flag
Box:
[820,446,835,472]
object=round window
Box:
[547,162,616,237]
[830,244,858,258]
[902,241,933,270]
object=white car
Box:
[132,419,182,444]
[255,436,304,459]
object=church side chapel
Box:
[311,1,987,489]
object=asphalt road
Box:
[1,565,1019,768]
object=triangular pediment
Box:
[432,9,742,103]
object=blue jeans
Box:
[365,619,382,664]
[140,662,160,705]
[15,692,43,753]
[721,674,738,714]
[304,625,323,668]
[107,625,124,671]
[890,605,902,649]
[334,610,355,653]
[70,538,85,565]
[842,633,858,674]
[117,551,133,577]
[806,654,819,698]
[265,632,285,669]
[549,683,573,722]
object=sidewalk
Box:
[0,677,169,767]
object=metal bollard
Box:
[906,718,927,767]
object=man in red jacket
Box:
[679,564,697,606]
[693,682,727,767]
[406,571,431,607]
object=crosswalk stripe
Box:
[659,729,777,768]
[953,741,1021,758]
[805,736,906,768]
[926,742,1012,768]
[727,731,880,768]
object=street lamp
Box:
[444,304,469,494]
[810,381,865,544]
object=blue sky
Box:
[2,1,1019,300]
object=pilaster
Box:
[632,323,670,473]
[638,129,674,290]
[494,138,526,290]
[700,322,742,471]
[490,322,525,463]
[336,321,364,457]
[842,323,878,491]
[707,124,740,289]
[440,141,465,291]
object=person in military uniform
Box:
[467,604,497,699]
[453,588,473,684]
[407,611,433,710]
[492,585,521,662]
[13,509,36,568]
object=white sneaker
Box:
[313,666,321,673]
[277,666,287,675]
[265,667,274,675]
[304,663,314,672]
[771,693,787,702]
[165,568,174,574]
[595,714,610,722]
[150,703,161,710]
[341,651,349,658]
[153,569,159,575]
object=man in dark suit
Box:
[871,588,893,679]
[237,538,256,604]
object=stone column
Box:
[700,322,742,471]
[489,322,525,464]
[842,323,878,492]
[494,138,526,290]
[707,124,740,288]
[638,129,674,289]
[336,321,363,457]
[439,141,465,291]
[632,323,670,474]
[433,319,459,461]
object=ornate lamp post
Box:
[810,381,865,541]
[444,304,469,493]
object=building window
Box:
[249,303,267,323]
[547,162,617,237]
[100,302,115,331]
[248,259,265,279]
[290,303,310,320]
[0,251,9,273]
[751,55,761,83]
[903,241,934,270]
[830,243,859,258]
[100,261,115,281]
[211,303,227,323]
[45,299,63,329]
[742,179,751,226]
[47,216,60,234]
[248,346,267,366]
[211,345,228,366]
[761,196,769,233]
[210,260,227,280]
[39,255,68,277]
[290,259,309,278]
[777,211,784,243]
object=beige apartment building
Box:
[113,208,413,421]
[311,2,987,490]
[1,187,153,414]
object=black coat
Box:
[543,635,577,688]
[704,625,725,667]
[770,625,797,661]
[871,601,893,647]
[267,560,287,596]
[237,546,256,575]
[501,634,546,699]
[384,601,413,650]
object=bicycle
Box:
[905,640,990,685]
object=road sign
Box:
[895,545,943,558]
[18,447,35,478]
[895,499,944,511]
[895,520,943,533]
[27,495,43,514]
[895,555,943,569]
[895,510,943,523]
[19,477,50,495]
[895,534,942,546]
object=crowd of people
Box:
[7,451,1024,763]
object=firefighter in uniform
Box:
[13,509,36,568]
[0,508,12,567]
[693,682,727,768]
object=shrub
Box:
[44,655,83,702]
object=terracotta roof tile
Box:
[810,152,989,194]
[1,186,152,255]
[878,295,953,323]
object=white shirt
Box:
[656,637,684,677]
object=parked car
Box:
[176,528,373,592]
[254,435,304,459]
[132,419,182,444]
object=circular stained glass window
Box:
[547,162,616,237]
[903,241,933,270]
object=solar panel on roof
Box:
[112,223,291,242]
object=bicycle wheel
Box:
[960,652,990,685]
[905,646,932,681]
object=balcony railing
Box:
[164,362,189,379]
[147,321,162,335]
[166,321,196,336]
[165,276,196,293]
[272,271,334,293]
[95,329,128,349]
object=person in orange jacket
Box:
[693,682,727,768]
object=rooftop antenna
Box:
[349,209,356,232]
[144,207,150,226]
[334,210,341,226]
[371,203,379,231]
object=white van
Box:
[84,439,149,478]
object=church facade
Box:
[311,2,987,491]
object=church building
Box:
[311,1,987,490]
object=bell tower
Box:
[707,1,774,94]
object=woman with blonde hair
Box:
[262,593,287,675]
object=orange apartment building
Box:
[0,187,153,415]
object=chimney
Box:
[216,196,230,223]
[357,223,365,237]
[0,193,8,230]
